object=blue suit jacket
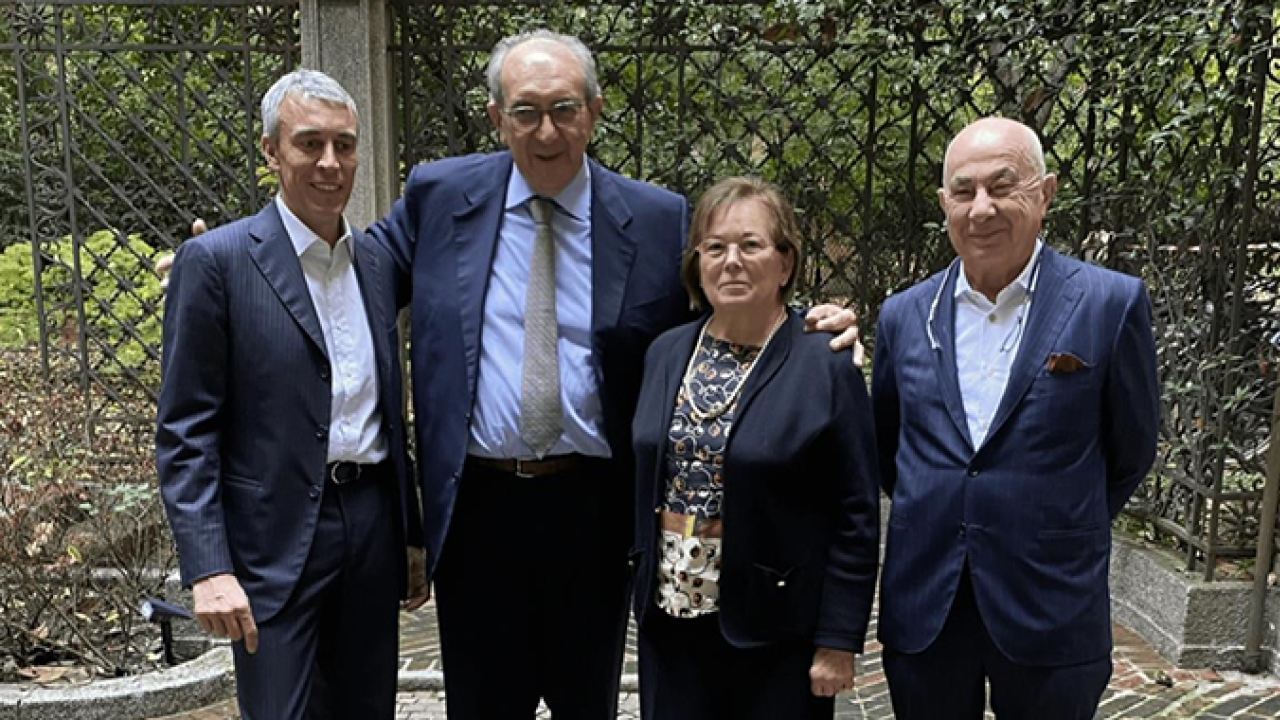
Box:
[156,203,420,623]
[871,247,1159,666]
[631,312,881,652]
[367,152,692,573]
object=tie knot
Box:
[529,197,554,225]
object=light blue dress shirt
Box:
[954,240,1043,448]
[467,163,611,460]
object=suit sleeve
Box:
[365,165,424,310]
[155,239,234,586]
[813,356,881,653]
[871,310,901,496]
[1103,281,1160,518]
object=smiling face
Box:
[486,39,602,196]
[262,93,358,243]
[939,118,1057,299]
[698,199,794,319]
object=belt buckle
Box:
[329,462,361,485]
[513,459,535,479]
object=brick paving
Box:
[152,603,1280,719]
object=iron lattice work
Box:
[3,0,298,432]
[391,0,1280,578]
[4,0,1278,578]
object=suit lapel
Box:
[984,248,1082,445]
[352,229,391,380]
[590,161,638,336]
[926,268,975,450]
[248,203,327,358]
[454,156,510,396]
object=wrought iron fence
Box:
[5,0,1280,579]
[390,0,1280,580]
[2,0,298,432]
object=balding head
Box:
[943,117,1045,183]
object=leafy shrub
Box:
[0,230,164,371]
[0,347,176,682]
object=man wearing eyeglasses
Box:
[870,117,1160,719]
[367,29,858,719]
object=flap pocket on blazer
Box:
[222,472,261,489]
[1036,523,1105,540]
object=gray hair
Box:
[261,69,358,141]
[486,30,600,108]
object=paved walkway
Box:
[155,601,1280,719]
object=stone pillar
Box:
[299,0,396,230]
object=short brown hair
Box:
[681,176,804,311]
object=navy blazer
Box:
[367,152,692,573]
[156,203,420,623]
[631,312,880,652]
[872,247,1159,666]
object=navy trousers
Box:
[231,465,402,720]
[882,567,1112,720]
[433,458,631,720]
[638,608,833,720]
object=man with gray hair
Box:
[367,28,857,718]
[157,69,427,719]
[872,117,1159,718]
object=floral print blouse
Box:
[656,332,763,618]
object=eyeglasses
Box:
[698,238,775,260]
[501,100,586,132]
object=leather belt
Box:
[326,461,387,485]
[660,510,724,539]
[468,454,588,479]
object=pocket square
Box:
[1047,352,1088,375]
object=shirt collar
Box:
[504,160,592,221]
[275,194,353,259]
[954,238,1044,302]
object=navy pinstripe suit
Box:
[156,202,420,718]
[872,247,1159,717]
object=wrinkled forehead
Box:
[946,144,1038,188]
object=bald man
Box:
[871,117,1159,719]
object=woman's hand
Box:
[810,646,856,697]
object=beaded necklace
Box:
[681,311,788,424]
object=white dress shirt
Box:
[954,241,1043,448]
[276,195,386,464]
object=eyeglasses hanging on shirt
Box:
[926,239,1045,353]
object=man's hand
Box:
[156,219,207,292]
[402,545,430,611]
[804,304,865,365]
[192,573,259,654]
[809,646,856,697]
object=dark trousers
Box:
[434,458,631,719]
[638,608,833,720]
[231,466,402,720]
[882,568,1112,720]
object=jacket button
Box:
[319,367,329,381]
[776,580,787,588]
[315,429,324,440]
[966,468,978,477]
[654,507,661,515]
[959,523,967,537]
[309,486,320,500]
